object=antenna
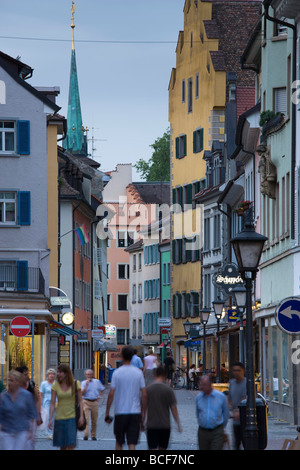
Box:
[86,127,107,159]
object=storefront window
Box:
[281,332,289,404]
[272,326,279,402]
[0,321,45,389]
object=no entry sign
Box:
[10,316,31,337]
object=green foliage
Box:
[134,128,170,181]
[259,110,281,127]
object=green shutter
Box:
[186,184,192,205]
[193,131,196,153]
[183,134,187,156]
[200,128,203,152]
[175,137,179,158]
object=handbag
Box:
[75,380,86,431]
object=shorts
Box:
[147,428,171,450]
[114,414,141,446]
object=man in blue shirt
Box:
[131,349,143,370]
[195,374,229,450]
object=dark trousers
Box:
[233,423,243,450]
[198,425,224,450]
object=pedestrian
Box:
[0,370,37,450]
[188,364,196,390]
[49,364,84,450]
[105,345,147,450]
[163,351,175,387]
[131,349,143,370]
[195,374,229,450]
[15,365,42,449]
[145,366,182,450]
[143,347,158,386]
[228,362,247,450]
[39,368,56,439]
[81,369,105,441]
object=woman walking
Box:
[49,364,84,450]
[0,370,37,450]
[40,368,56,438]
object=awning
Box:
[94,339,117,352]
[49,319,81,337]
[157,342,171,348]
[184,339,202,348]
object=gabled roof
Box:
[0,51,60,113]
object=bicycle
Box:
[172,368,186,390]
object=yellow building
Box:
[169,0,261,368]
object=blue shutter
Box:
[17,121,30,155]
[18,191,31,225]
[17,261,28,291]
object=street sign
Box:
[275,297,300,335]
[158,318,172,327]
[92,329,104,339]
[228,309,239,322]
[10,316,31,337]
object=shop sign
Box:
[105,324,116,339]
[212,263,243,296]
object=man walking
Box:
[81,369,105,441]
[105,346,147,450]
[145,366,182,450]
[195,374,229,450]
[228,362,247,450]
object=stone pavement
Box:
[35,386,297,451]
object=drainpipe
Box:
[264,1,296,240]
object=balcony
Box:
[0,265,45,294]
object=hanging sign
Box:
[212,263,243,296]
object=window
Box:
[132,284,136,303]
[193,128,203,153]
[133,254,136,271]
[182,80,186,103]
[107,293,112,311]
[188,78,193,113]
[138,253,142,270]
[0,192,16,224]
[118,294,128,311]
[117,329,128,345]
[118,264,129,280]
[175,135,187,159]
[0,120,30,155]
[0,121,15,153]
[274,87,287,116]
[195,74,199,99]
[0,191,31,226]
[117,231,135,248]
[138,283,142,302]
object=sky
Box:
[1,0,184,180]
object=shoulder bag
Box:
[75,380,86,431]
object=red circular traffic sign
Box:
[10,316,31,337]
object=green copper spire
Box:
[64,2,87,155]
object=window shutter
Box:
[193,131,196,153]
[18,191,31,225]
[17,120,30,155]
[175,137,179,158]
[200,128,203,152]
[172,240,176,264]
[183,134,187,156]
[17,261,28,291]
[186,184,192,205]
[194,292,199,316]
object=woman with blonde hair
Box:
[49,364,84,450]
[39,368,56,438]
[0,370,37,450]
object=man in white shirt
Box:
[105,346,147,450]
[81,369,105,441]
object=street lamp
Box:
[231,221,267,451]
[231,285,247,364]
[183,319,192,389]
[200,308,211,374]
[212,299,225,383]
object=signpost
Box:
[275,297,300,335]
[10,316,31,337]
[228,309,239,323]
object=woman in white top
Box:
[143,348,158,386]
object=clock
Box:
[61,312,74,326]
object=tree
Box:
[134,128,170,181]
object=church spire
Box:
[64,1,87,156]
